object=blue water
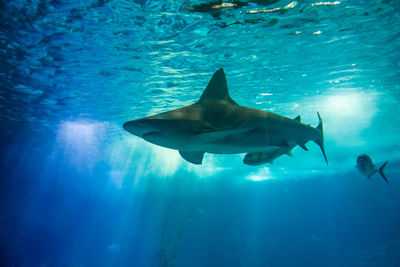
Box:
[1,0,400,266]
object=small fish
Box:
[356,154,388,184]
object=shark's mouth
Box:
[123,120,159,137]
[142,131,162,141]
[143,131,162,140]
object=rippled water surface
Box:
[1,0,400,266]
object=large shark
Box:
[123,68,327,165]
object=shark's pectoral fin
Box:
[179,151,205,165]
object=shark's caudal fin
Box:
[378,161,389,183]
[314,112,328,164]
[197,68,238,106]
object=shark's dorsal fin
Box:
[299,143,308,151]
[294,115,301,121]
[179,151,204,165]
[198,68,238,106]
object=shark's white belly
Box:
[143,127,297,154]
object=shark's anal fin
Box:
[179,151,205,165]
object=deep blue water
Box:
[1,0,400,266]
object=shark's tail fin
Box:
[314,112,328,164]
[378,161,389,184]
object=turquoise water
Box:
[1,0,400,266]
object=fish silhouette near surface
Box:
[123,68,327,165]
[356,154,388,183]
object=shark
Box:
[123,68,327,165]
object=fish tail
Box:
[314,112,328,164]
[378,161,389,184]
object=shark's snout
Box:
[123,117,172,138]
[123,118,155,137]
